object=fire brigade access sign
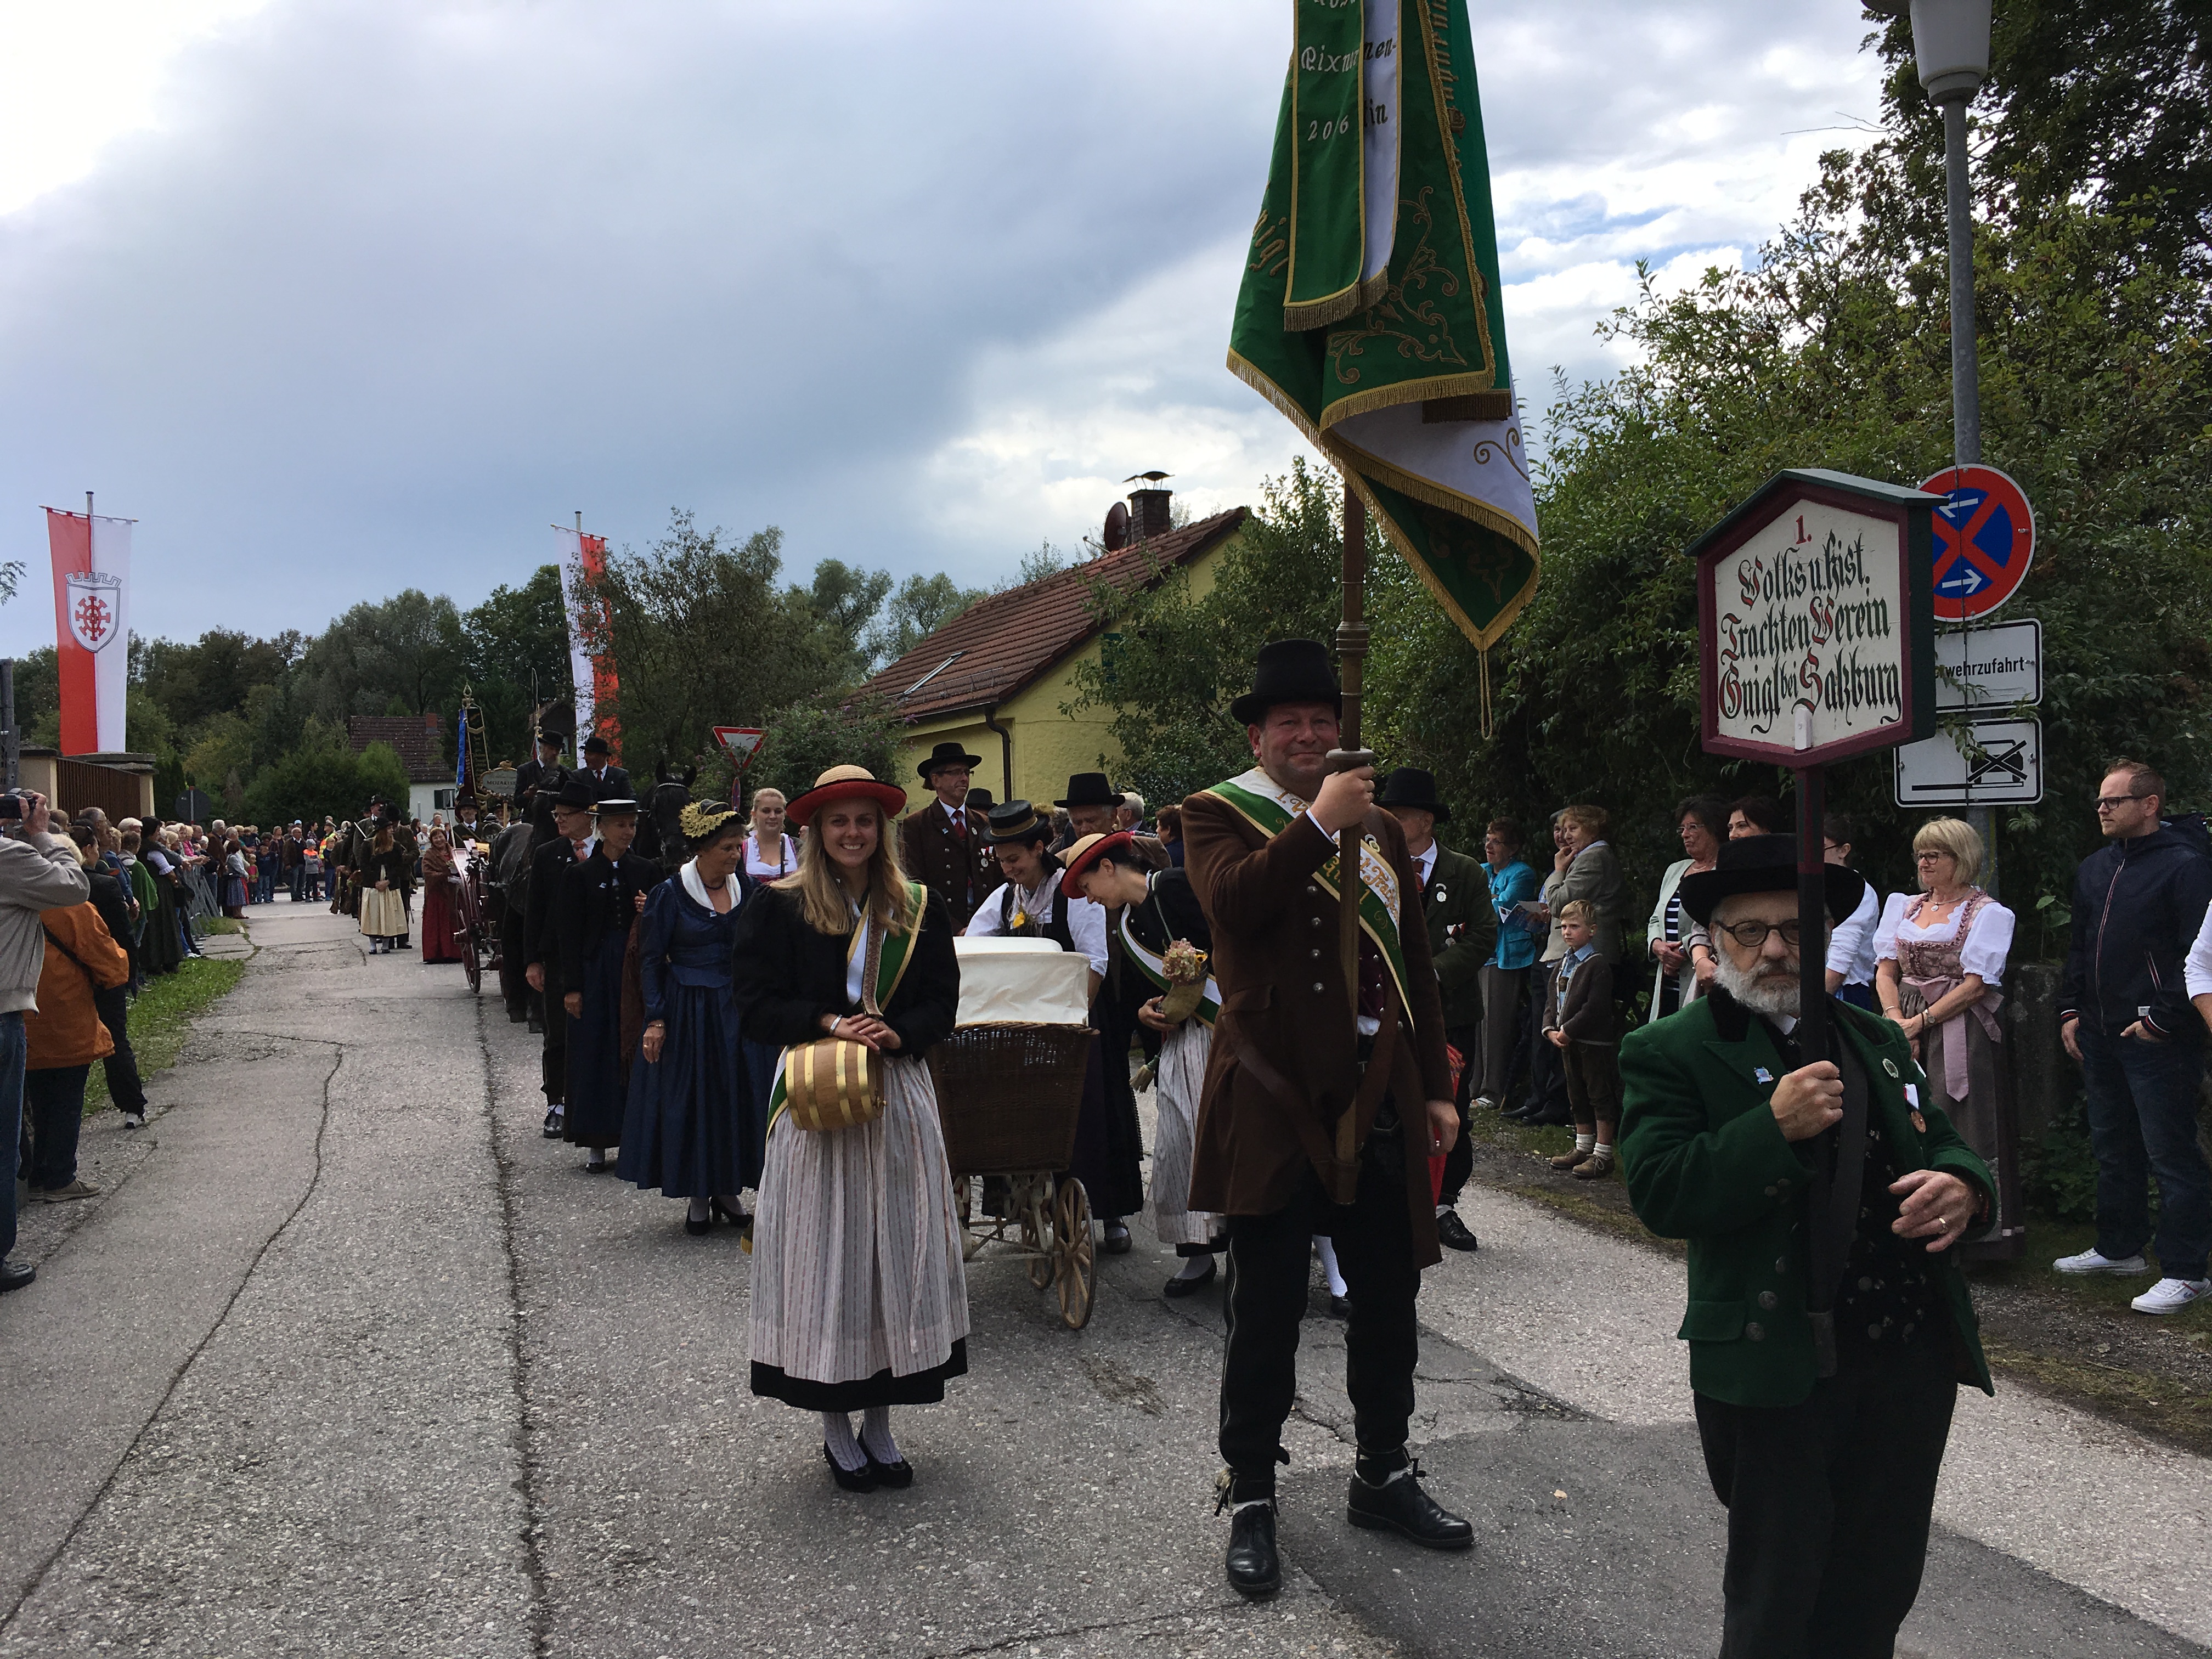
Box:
[1695,469,1939,767]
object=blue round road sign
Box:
[1919,464,2035,621]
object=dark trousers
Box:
[21,1065,92,1191]
[1562,1041,1618,1132]
[540,979,567,1105]
[1694,1345,1956,1659]
[2076,1024,2211,1280]
[1520,962,1568,1117]
[94,985,148,1115]
[1474,963,1527,1103]
[498,906,531,1018]
[1220,1119,1419,1496]
[1436,1023,1480,1206]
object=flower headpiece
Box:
[678,799,741,840]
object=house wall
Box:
[887,529,1240,817]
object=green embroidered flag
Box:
[1231,0,1539,649]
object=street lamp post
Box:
[1910,0,1996,881]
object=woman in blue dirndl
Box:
[619,800,763,1233]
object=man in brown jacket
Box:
[898,742,996,932]
[1182,639,1473,1598]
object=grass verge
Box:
[200,917,244,935]
[86,957,248,1111]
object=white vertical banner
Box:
[89,515,131,751]
[553,526,593,736]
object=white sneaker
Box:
[2131,1277,2211,1315]
[2052,1248,2150,1276]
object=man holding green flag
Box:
[1229,0,1539,653]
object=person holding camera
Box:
[0,789,94,1292]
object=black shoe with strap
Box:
[1346,1458,1473,1550]
[1223,1499,1280,1597]
[1435,1210,1479,1252]
[823,1443,878,1493]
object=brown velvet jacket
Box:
[898,800,996,933]
[1182,785,1453,1267]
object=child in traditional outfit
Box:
[1544,900,1620,1178]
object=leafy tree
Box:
[792,558,894,681]
[183,711,254,794]
[573,512,853,776]
[242,736,409,828]
[297,590,468,720]
[864,572,986,667]
[9,647,58,748]
[748,691,904,808]
[462,564,570,761]
[137,629,301,732]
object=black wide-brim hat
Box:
[918,741,983,780]
[985,799,1057,845]
[1677,834,1867,927]
[1229,638,1342,726]
[552,777,599,810]
[582,733,611,755]
[1376,767,1449,823]
[1054,772,1120,809]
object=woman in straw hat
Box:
[619,800,760,1234]
[732,764,966,1493]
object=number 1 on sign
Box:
[1796,515,1810,545]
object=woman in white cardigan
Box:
[1645,795,1725,1019]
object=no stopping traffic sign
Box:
[1919,464,2035,622]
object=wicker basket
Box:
[928,1023,1094,1176]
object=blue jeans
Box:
[2077,1024,2211,1280]
[0,1012,22,1259]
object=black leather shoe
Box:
[1346,1463,1474,1550]
[1101,1221,1132,1255]
[0,1260,33,1293]
[712,1199,752,1229]
[867,1452,915,1489]
[1163,1257,1217,1297]
[1520,1108,1572,1128]
[685,1211,712,1237]
[584,1154,611,1173]
[1224,1500,1281,1597]
[1328,1293,1352,1319]
[824,1444,878,1493]
[542,1109,563,1139]
[1435,1210,1479,1252]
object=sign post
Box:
[1694,469,1941,1063]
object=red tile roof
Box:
[347,714,450,783]
[859,507,1249,721]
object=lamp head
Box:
[1909,0,1991,103]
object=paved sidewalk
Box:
[0,898,2203,1657]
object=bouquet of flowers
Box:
[1158,939,1209,1023]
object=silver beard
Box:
[1711,944,1802,1018]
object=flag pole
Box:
[1333,480,1374,1015]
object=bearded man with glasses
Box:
[2056,758,2212,1314]
[1617,834,1995,1658]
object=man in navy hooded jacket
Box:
[2056,758,2212,1316]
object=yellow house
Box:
[859,498,1251,815]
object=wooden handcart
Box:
[454,851,499,995]
[929,939,1098,1329]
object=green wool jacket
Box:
[1617,990,1995,1408]
[1420,842,1493,1031]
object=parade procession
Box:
[4,3,2212,1657]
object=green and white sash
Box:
[766,880,927,1132]
[1119,905,1222,1028]
[1199,767,1416,1028]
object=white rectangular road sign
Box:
[1934,619,2042,710]
[1894,715,2044,806]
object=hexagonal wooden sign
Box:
[1694,468,1940,766]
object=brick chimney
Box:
[1127,484,1172,539]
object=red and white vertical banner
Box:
[45,507,132,755]
[555,524,620,761]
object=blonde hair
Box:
[1558,899,1596,927]
[778,798,917,938]
[1912,816,1983,887]
[1560,803,1609,835]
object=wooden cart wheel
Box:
[1054,1177,1096,1330]
[1020,1182,1054,1289]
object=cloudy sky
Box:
[0,0,1887,657]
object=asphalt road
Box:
[0,900,2204,1657]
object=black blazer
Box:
[554,847,663,990]
[732,884,959,1060]
[583,764,633,802]
[526,837,587,985]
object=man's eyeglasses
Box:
[2095,793,2151,812]
[1716,918,1801,949]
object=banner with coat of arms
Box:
[44,507,132,754]
[1229,0,1538,650]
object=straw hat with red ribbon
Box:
[783,764,909,828]
[1059,829,1135,886]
